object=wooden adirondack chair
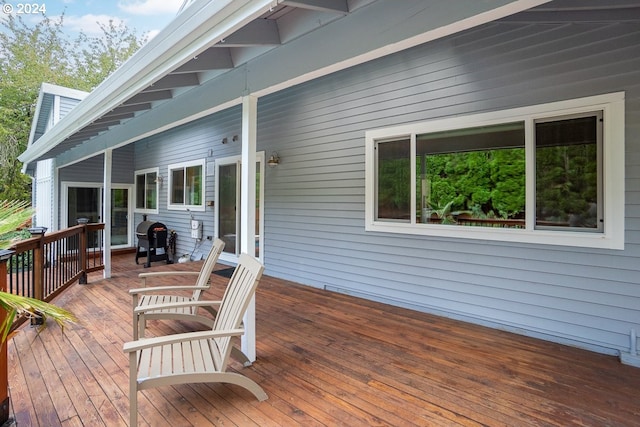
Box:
[123,253,267,426]
[129,238,225,340]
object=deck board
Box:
[7,254,640,426]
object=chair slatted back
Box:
[192,238,225,299]
[211,253,264,368]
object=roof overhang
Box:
[19,0,551,171]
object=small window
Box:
[376,138,411,221]
[365,93,624,249]
[535,113,602,232]
[134,168,159,214]
[168,159,205,211]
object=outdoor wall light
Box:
[267,152,280,167]
[155,175,164,184]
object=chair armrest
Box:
[138,271,200,278]
[138,271,200,286]
[123,328,244,353]
[134,300,222,314]
[129,285,209,295]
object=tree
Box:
[0,7,148,201]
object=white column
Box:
[103,149,112,279]
[240,95,258,362]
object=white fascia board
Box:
[39,82,89,100]
[18,0,277,166]
[26,84,89,148]
[54,0,550,169]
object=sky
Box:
[2,0,186,39]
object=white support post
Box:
[240,95,258,363]
[103,149,112,279]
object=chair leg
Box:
[129,351,138,426]
[137,312,146,339]
[231,346,251,366]
[223,372,268,401]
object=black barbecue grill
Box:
[135,220,171,267]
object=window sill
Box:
[365,221,623,250]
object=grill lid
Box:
[136,221,167,237]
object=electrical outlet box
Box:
[190,220,202,240]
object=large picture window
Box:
[134,168,159,214]
[168,159,205,211]
[365,93,624,249]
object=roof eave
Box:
[18,0,276,167]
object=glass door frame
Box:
[60,181,134,249]
[214,152,265,264]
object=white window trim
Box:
[365,92,625,250]
[167,158,206,212]
[134,167,159,214]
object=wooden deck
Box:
[6,254,640,426]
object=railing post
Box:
[77,219,89,284]
[0,249,15,425]
[28,227,47,326]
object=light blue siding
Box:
[256,18,640,355]
[59,146,135,184]
[59,96,80,120]
[133,106,242,259]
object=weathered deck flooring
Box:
[6,255,640,426]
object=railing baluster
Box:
[7,224,105,331]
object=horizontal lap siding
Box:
[58,146,135,229]
[59,146,135,184]
[258,19,640,355]
[133,106,242,258]
[59,96,80,119]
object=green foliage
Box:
[0,200,32,248]
[536,144,598,226]
[425,148,526,219]
[0,199,77,343]
[0,6,148,201]
[378,158,411,217]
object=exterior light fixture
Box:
[267,152,280,167]
[27,226,48,236]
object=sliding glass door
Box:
[215,154,264,262]
[63,182,133,249]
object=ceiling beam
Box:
[282,0,349,13]
[108,103,152,115]
[142,73,200,92]
[124,91,173,105]
[217,19,280,46]
[172,47,234,73]
[93,113,134,124]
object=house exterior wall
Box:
[254,18,640,357]
[57,146,135,228]
[58,146,135,184]
[72,12,640,359]
[132,106,242,260]
[31,95,84,230]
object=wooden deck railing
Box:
[5,223,105,330]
